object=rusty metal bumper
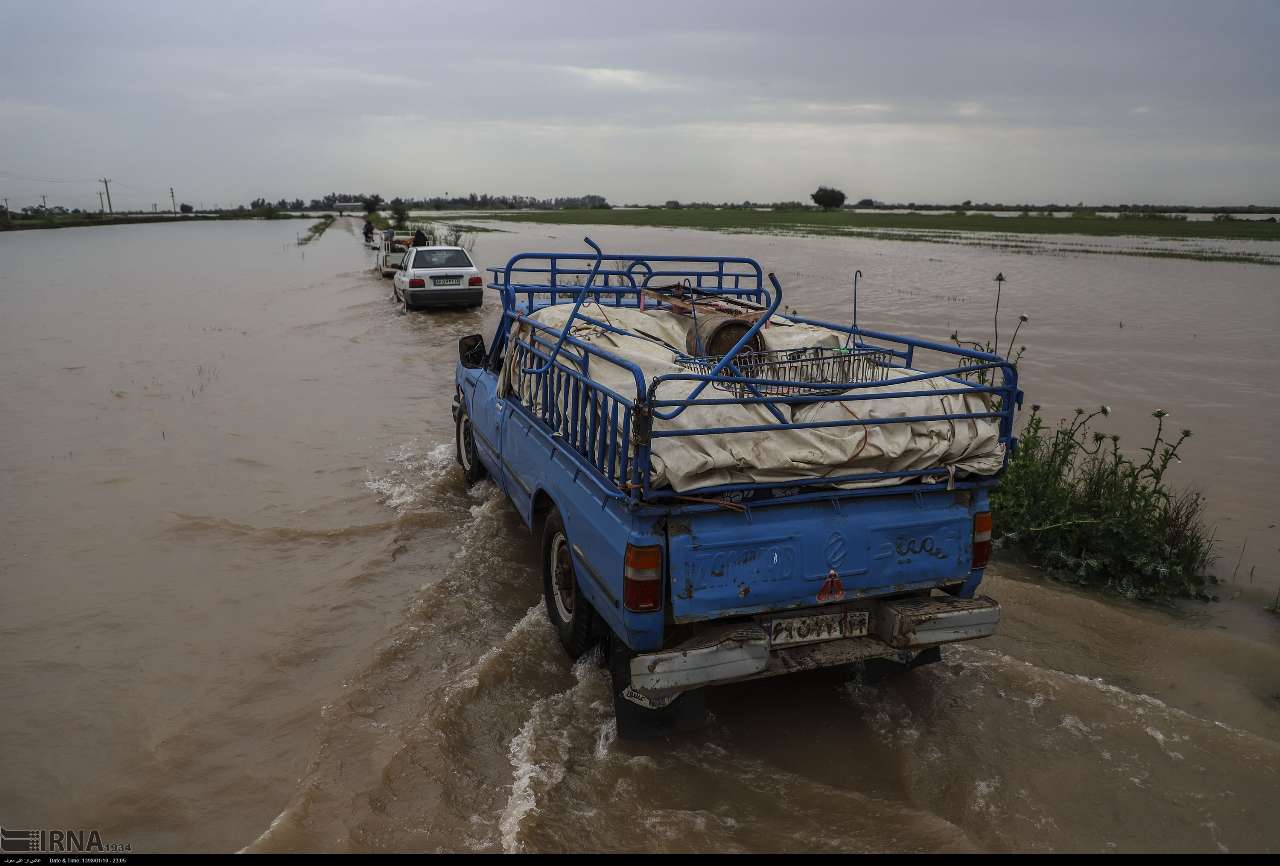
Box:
[876,594,1001,648]
[623,594,1000,708]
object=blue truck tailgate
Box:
[666,491,979,623]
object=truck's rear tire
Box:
[608,633,707,739]
[541,509,595,659]
[454,407,486,484]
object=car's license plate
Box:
[767,610,868,647]
[433,276,460,286]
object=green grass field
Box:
[479,207,1280,241]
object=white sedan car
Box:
[391,246,484,310]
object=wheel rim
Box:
[550,532,575,621]
[459,416,474,471]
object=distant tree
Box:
[179,203,194,214]
[665,200,682,209]
[363,194,384,214]
[390,198,409,228]
[248,197,279,218]
[962,199,973,207]
[811,186,846,210]
[856,197,875,207]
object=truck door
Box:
[462,363,506,492]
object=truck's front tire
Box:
[608,633,707,739]
[541,509,595,660]
[454,407,486,484]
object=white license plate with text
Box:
[767,611,868,647]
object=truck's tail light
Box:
[409,278,425,288]
[623,544,662,612]
[468,276,483,287]
[972,511,992,569]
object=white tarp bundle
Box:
[500,303,1005,493]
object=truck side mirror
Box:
[459,334,486,369]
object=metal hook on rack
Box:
[845,269,863,348]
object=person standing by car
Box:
[362,219,373,242]
[413,227,428,246]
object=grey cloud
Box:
[1,0,1276,210]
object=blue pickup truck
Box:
[453,239,1020,737]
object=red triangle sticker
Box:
[817,570,845,603]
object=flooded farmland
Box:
[1,217,1277,853]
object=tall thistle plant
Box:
[949,270,1220,598]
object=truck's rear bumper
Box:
[624,594,999,709]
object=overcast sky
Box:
[2,0,1277,211]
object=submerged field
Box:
[1,218,1276,853]
[477,208,1280,265]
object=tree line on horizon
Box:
[5,189,1276,225]
[202,190,1280,215]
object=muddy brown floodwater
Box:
[0,217,1277,853]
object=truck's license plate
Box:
[433,276,460,286]
[768,611,868,647]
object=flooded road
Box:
[1,217,1276,852]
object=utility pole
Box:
[41,193,48,209]
[100,178,113,214]
[169,186,176,214]
[98,191,105,212]
[152,203,157,213]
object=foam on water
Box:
[441,604,546,705]
[955,645,1269,745]
[365,440,456,512]
[499,650,610,853]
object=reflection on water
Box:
[0,218,1276,853]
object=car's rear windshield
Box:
[413,249,472,269]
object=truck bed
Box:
[500,301,1010,496]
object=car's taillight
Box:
[409,278,425,288]
[972,511,992,569]
[468,276,483,287]
[623,544,662,612]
